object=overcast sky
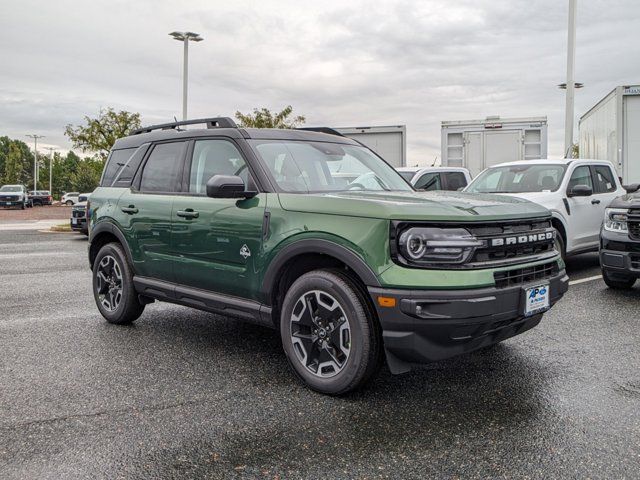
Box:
[1,0,639,164]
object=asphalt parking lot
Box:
[1,228,639,479]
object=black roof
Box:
[113,119,358,150]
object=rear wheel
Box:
[65,200,73,206]
[280,269,382,395]
[92,242,145,324]
[602,268,636,289]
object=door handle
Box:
[176,209,199,219]
[121,205,138,214]
[591,199,601,205]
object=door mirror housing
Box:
[205,175,257,199]
[623,183,640,194]
[567,184,593,197]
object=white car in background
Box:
[61,192,80,205]
[464,159,625,258]
[397,166,472,191]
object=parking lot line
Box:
[569,274,602,285]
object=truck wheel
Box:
[554,230,566,260]
[602,268,636,289]
[20,202,25,210]
[92,242,144,324]
[280,269,382,395]
[65,200,73,206]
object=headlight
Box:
[397,227,484,265]
[604,208,628,233]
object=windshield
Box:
[0,185,21,192]
[397,171,416,182]
[249,140,412,193]
[466,164,567,193]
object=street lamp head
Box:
[169,31,203,42]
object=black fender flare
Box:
[260,239,381,303]
[88,221,134,269]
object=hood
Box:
[277,190,550,222]
[608,192,640,209]
[489,191,555,208]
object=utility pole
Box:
[45,147,56,194]
[169,31,204,120]
[26,134,45,191]
[564,0,577,157]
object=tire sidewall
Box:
[92,243,135,323]
[280,271,371,394]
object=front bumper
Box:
[369,269,569,373]
[599,228,640,277]
[70,217,87,232]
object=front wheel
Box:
[602,268,636,289]
[280,270,382,395]
[92,242,145,324]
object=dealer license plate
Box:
[71,218,77,225]
[524,284,550,316]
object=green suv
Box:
[88,117,568,394]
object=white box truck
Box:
[579,85,640,184]
[441,116,548,177]
[335,125,406,168]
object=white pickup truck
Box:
[464,159,625,258]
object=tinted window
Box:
[568,166,593,190]
[188,140,247,194]
[415,172,441,190]
[101,148,137,186]
[443,172,468,190]
[139,142,185,192]
[593,165,616,193]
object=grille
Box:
[467,219,556,265]
[1,195,19,202]
[630,255,640,270]
[493,261,559,289]
[72,209,86,218]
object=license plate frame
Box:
[523,283,550,317]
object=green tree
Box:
[64,108,142,161]
[2,142,24,185]
[234,105,305,129]
[71,157,103,193]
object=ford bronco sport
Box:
[88,117,568,394]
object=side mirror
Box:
[624,183,640,194]
[206,175,257,199]
[567,184,593,197]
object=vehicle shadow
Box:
[563,251,600,276]
[108,307,557,477]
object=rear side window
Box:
[443,172,468,191]
[415,172,441,191]
[101,148,137,186]
[139,142,185,192]
[592,166,616,193]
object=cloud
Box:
[0,0,638,163]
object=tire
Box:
[602,268,636,290]
[65,200,73,206]
[92,242,145,324]
[280,269,382,395]
[20,202,25,210]
[555,229,566,260]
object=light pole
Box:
[169,31,204,121]
[45,147,56,194]
[563,0,577,157]
[26,134,45,192]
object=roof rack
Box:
[296,127,346,137]
[131,117,238,135]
